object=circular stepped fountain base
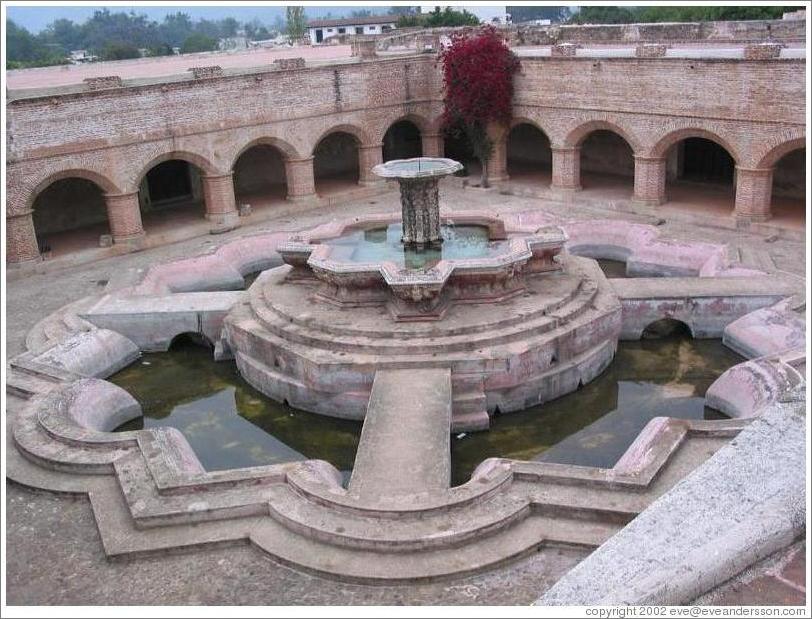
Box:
[224,254,622,431]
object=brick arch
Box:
[650,128,740,163]
[563,120,639,152]
[509,117,554,140]
[128,150,219,192]
[26,168,121,212]
[377,113,432,143]
[755,136,806,169]
[311,124,369,154]
[229,136,301,170]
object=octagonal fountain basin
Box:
[277,214,567,321]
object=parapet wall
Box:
[512,18,805,46]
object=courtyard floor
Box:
[5,184,807,605]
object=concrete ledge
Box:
[536,397,806,606]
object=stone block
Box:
[273,57,305,71]
[189,65,224,79]
[635,44,668,58]
[551,43,579,57]
[743,43,783,60]
[99,234,113,247]
[83,76,123,90]
[238,203,252,216]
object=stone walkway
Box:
[5,185,807,605]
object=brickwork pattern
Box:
[635,44,668,58]
[5,53,806,263]
[735,168,775,222]
[743,44,783,60]
[551,147,581,190]
[285,158,317,199]
[633,156,667,205]
[104,192,145,240]
[273,58,306,71]
[189,66,224,79]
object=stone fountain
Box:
[224,157,622,431]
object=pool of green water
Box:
[112,342,362,477]
[322,223,507,270]
[450,334,742,485]
[111,335,742,486]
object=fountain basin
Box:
[278,214,567,321]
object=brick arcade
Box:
[5,19,807,268]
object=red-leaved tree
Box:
[439,26,520,187]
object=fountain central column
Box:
[399,176,441,246]
[371,157,464,248]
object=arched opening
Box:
[32,177,109,258]
[663,138,736,216]
[313,131,360,195]
[506,123,552,187]
[383,120,422,161]
[232,144,288,213]
[443,124,478,178]
[579,130,635,196]
[169,332,214,351]
[770,147,805,229]
[641,318,692,339]
[138,159,206,232]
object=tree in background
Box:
[180,33,219,54]
[569,5,793,24]
[397,7,480,28]
[7,19,70,68]
[286,6,307,40]
[100,42,141,60]
[389,6,420,17]
[508,6,571,24]
[439,27,520,187]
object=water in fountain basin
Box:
[323,223,505,270]
[111,334,741,488]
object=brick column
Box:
[734,167,773,223]
[284,157,316,201]
[201,173,239,233]
[633,156,667,206]
[358,143,384,185]
[488,134,509,183]
[551,146,582,191]
[104,192,145,245]
[422,133,444,158]
[6,210,41,264]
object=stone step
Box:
[250,512,617,583]
[269,485,531,551]
[230,288,617,374]
[451,374,490,431]
[250,280,600,356]
[263,269,588,340]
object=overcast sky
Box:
[7,4,513,33]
